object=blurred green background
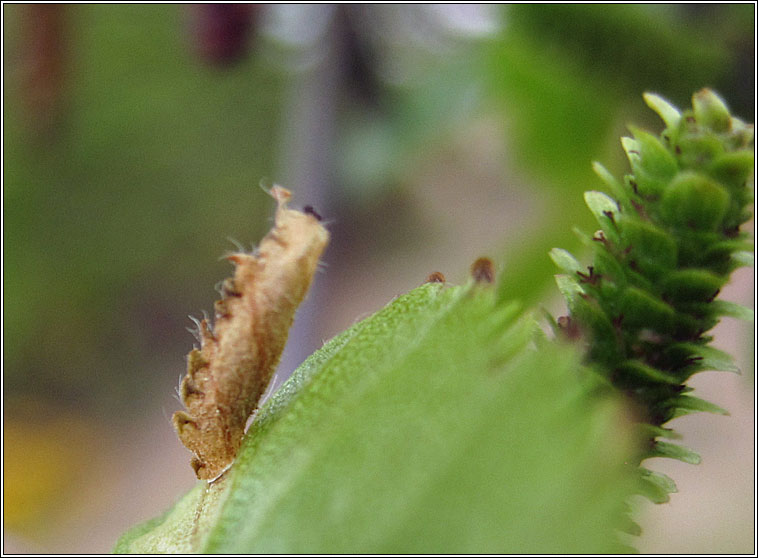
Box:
[3,4,754,553]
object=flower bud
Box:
[693,89,731,133]
[661,171,729,231]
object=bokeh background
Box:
[3,4,754,553]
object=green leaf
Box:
[113,482,220,553]
[592,246,627,287]
[549,248,583,274]
[693,88,732,133]
[646,441,701,465]
[620,136,672,199]
[677,132,727,171]
[618,218,678,274]
[117,283,638,553]
[703,238,754,265]
[584,191,620,235]
[618,514,643,537]
[637,423,682,440]
[731,251,754,268]
[670,343,740,374]
[708,150,755,191]
[555,273,585,302]
[619,287,675,332]
[628,126,679,181]
[593,161,632,209]
[615,360,680,387]
[668,395,729,418]
[660,269,726,304]
[709,300,754,321]
[637,468,678,504]
[660,171,730,231]
[643,92,682,130]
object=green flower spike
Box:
[551,88,754,510]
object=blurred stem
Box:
[272,6,352,389]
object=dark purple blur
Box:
[191,4,259,66]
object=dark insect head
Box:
[303,205,322,221]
